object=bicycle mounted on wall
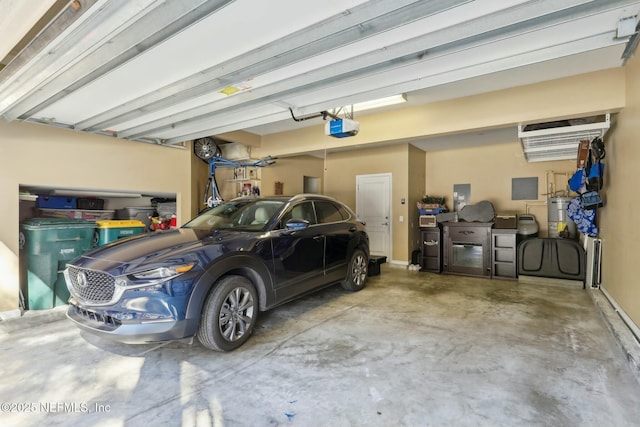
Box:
[193,137,276,209]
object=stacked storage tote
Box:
[94,220,146,246]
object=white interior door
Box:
[356,173,391,258]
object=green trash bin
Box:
[20,218,95,310]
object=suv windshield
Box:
[183,200,285,231]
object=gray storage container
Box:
[548,197,576,239]
[115,207,156,231]
[156,202,176,219]
[517,214,538,245]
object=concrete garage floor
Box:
[1,267,640,427]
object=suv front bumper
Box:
[66,297,193,344]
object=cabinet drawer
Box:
[447,227,486,242]
[494,234,516,248]
[422,257,440,271]
[494,248,514,263]
[494,263,516,278]
[422,239,440,256]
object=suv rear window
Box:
[315,201,345,223]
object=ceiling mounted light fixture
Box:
[50,189,143,198]
[351,94,407,112]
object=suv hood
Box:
[69,228,259,276]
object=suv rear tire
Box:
[341,249,368,292]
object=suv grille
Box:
[67,266,116,304]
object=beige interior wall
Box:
[216,130,262,147]
[408,145,426,258]
[191,152,210,216]
[254,68,625,158]
[259,155,324,196]
[425,142,576,236]
[1,65,635,320]
[325,144,410,264]
[250,69,626,264]
[212,155,324,201]
[212,167,236,202]
[0,120,193,312]
[600,54,640,326]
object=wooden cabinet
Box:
[442,222,492,278]
[420,227,441,273]
[491,229,517,279]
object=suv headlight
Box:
[131,263,196,280]
[113,263,197,292]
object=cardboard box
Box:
[577,140,590,169]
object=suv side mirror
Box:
[285,219,309,231]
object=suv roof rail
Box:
[290,193,336,202]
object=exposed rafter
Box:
[0,0,638,146]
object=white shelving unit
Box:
[227,166,261,196]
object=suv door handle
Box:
[313,235,324,241]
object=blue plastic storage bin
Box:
[37,195,76,209]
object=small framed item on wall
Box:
[275,181,283,195]
[234,167,246,180]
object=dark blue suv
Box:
[64,194,369,351]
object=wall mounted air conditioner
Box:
[518,114,610,162]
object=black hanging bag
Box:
[586,137,605,192]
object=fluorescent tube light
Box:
[352,94,407,112]
[51,189,143,198]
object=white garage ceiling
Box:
[0,0,638,147]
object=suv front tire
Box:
[197,275,258,351]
